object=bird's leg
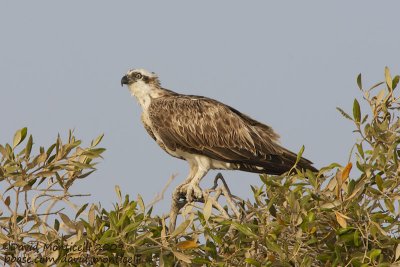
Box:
[176,163,198,200]
[170,167,196,230]
[170,165,204,230]
[179,168,208,202]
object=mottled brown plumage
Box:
[147,94,317,175]
[121,69,317,201]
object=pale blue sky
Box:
[1,1,399,213]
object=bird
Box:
[121,68,318,202]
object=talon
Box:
[186,188,194,202]
[178,183,203,202]
[178,184,189,195]
[192,186,203,200]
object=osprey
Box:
[121,69,317,201]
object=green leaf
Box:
[54,219,60,231]
[192,258,212,264]
[13,127,27,148]
[376,89,386,104]
[395,244,400,261]
[109,211,118,227]
[361,114,368,124]
[393,75,400,90]
[88,204,96,226]
[99,236,119,245]
[384,198,395,213]
[353,230,360,247]
[116,213,128,228]
[231,222,257,238]
[115,185,122,203]
[172,251,192,264]
[203,197,213,221]
[295,145,305,165]
[132,232,153,246]
[35,152,47,165]
[25,135,33,159]
[245,258,261,267]
[4,196,10,206]
[83,148,106,158]
[0,233,12,243]
[137,194,145,212]
[336,107,353,121]
[347,179,356,195]
[75,203,89,219]
[320,200,341,209]
[375,174,383,191]
[46,144,56,159]
[69,161,94,169]
[36,171,55,177]
[356,143,364,159]
[307,212,315,222]
[0,145,8,159]
[13,180,28,187]
[77,170,95,179]
[91,133,104,147]
[353,99,361,123]
[207,231,223,245]
[122,221,142,234]
[369,81,384,91]
[265,237,284,257]
[305,236,318,245]
[54,173,64,189]
[337,227,354,236]
[59,213,75,230]
[369,249,381,261]
[356,73,362,90]
[170,219,191,238]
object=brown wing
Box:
[148,94,317,175]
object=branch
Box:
[147,174,177,208]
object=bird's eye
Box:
[135,73,143,79]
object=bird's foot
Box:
[178,183,203,202]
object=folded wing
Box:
[148,95,317,175]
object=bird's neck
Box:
[129,82,173,110]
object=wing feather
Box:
[148,94,316,174]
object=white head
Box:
[121,68,162,109]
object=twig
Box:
[147,174,176,208]
[169,188,187,231]
[212,172,231,195]
[213,173,241,218]
[13,187,21,241]
[210,196,230,218]
[35,208,65,217]
[169,172,243,231]
[43,198,59,227]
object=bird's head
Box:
[121,68,162,107]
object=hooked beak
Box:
[121,75,129,86]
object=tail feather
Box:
[236,147,318,175]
